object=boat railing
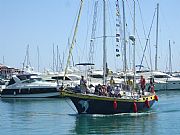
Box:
[67,83,155,100]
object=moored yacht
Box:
[0,74,60,98]
[137,71,180,91]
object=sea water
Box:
[0,91,180,135]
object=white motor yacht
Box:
[1,74,60,98]
[89,69,124,86]
[137,71,180,91]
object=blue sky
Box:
[0,0,180,72]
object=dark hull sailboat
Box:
[61,90,158,114]
[61,0,158,115]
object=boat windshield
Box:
[153,75,170,78]
[22,79,37,83]
[51,75,81,81]
[68,76,81,81]
[90,74,103,78]
[0,79,5,85]
[51,76,71,80]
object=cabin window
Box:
[153,75,170,78]
[7,79,16,86]
[90,74,103,78]
[51,76,71,80]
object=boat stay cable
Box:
[126,0,149,70]
[65,98,78,113]
[139,8,156,71]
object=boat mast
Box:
[155,3,159,71]
[37,46,40,72]
[27,44,30,66]
[52,44,54,72]
[129,1,136,89]
[133,0,136,89]
[169,40,172,74]
[122,0,127,79]
[2,56,5,64]
[57,45,59,72]
[63,0,83,81]
[103,0,107,85]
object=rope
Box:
[125,0,150,69]
[63,0,83,80]
[82,0,92,62]
[139,8,156,70]
[60,86,78,113]
[65,98,78,113]
[137,0,147,39]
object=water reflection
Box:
[1,98,61,104]
[72,112,157,135]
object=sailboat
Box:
[61,0,158,114]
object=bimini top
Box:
[75,63,95,66]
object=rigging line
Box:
[64,12,79,59]
[135,27,149,69]
[129,39,132,70]
[124,0,134,69]
[125,0,149,68]
[96,1,102,53]
[23,49,27,69]
[65,98,77,113]
[106,0,117,69]
[118,0,124,70]
[107,0,115,32]
[64,0,83,80]
[148,38,152,71]
[139,7,156,71]
[107,0,115,68]
[89,0,98,64]
[81,0,92,62]
[37,45,40,72]
[136,0,147,39]
[126,24,131,70]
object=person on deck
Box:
[127,76,133,91]
[140,75,146,95]
[80,76,87,94]
[110,76,115,86]
[148,78,155,93]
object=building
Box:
[0,63,22,79]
